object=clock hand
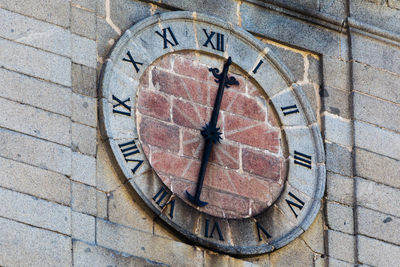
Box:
[186,57,239,207]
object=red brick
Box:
[220,90,266,121]
[229,173,271,202]
[152,68,208,105]
[154,54,172,70]
[139,67,149,89]
[173,55,210,81]
[139,117,179,152]
[206,190,249,217]
[182,130,240,169]
[172,98,210,129]
[268,104,280,127]
[137,90,170,121]
[224,114,280,153]
[242,148,282,181]
[250,200,270,216]
[247,79,262,96]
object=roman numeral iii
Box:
[294,150,312,169]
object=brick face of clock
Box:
[136,52,286,218]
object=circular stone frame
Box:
[99,11,325,255]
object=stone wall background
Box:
[0,0,399,266]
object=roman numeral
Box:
[252,60,264,74]
[122,51,143,73]
[294,151,312,169]
[118,140,144,174]
[202,29,225,52]
[112,95,131,116]
[204,219,224,241]
[256,222,271,241]
[285,192,305,218]
[155,27,179,49]
[152,187,175,218]
[281,104,299,116]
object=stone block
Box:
[322,56,350,91]
[72,34,97,68]
[0,217,71,267]
[355,148,400,188]
[0,157,70,205]
[108,186,153,233]
[326,142,352,176]
[358,235,400,267]
[0,8,71,57]
[109,0,155,31]
[321,86,351,118]
[0,128,71,175]
[327,230,355,263]
[0,97,71,146]
[388,0,400,9]
[204,251,257,267]
[73,240,168,266]
[0,0,70,27]
[326,172,353,206]
[323,112,352,147]
[72,0,96,11]
[307,54,322,85]
[72,182,97,216]
[96,219,204,267]
[355,120,400,160]
[356,177,400,217]
[319,0,346,18]
[0,187,71,235]
[72,123,97,156]
[269,237,314,267]
[96,18,120,61]
[72,93,97,127]
[328,257,353,267]
[353,61,400,104]
[71,7,96,40]
[300,211,325,254]
[96,190,108,219]
[72,152,96,186]
[351,32,400,75]
[326,201,354,234]
[358,206,400,245]
[355,92,400,133]
[71,63,97,98]
[0,68,71,117]
[72,211,95,243]
[0,38,71,86]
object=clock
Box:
[99,11,325,255]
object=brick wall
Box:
[0,0,399,266]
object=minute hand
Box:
[186,57,239,207]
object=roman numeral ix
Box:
[112,95,131,116]
[286,192,305,218]
[118,140,144,174]
[294,150,312,169]
[152,187,175,218]
[155,27,179,49]
[281,104,299,116]
[204,219,224,241]
[203,29,225,52]
[122,51,143,73]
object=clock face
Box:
[99,11,325,255]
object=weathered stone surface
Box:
[358,206,400,246]
[328,257,353,267]
[0,8,71,57]
[322,86,351,118]
[269,237,314,267]
[204,251,257,267]
[0,0,70,27]
[96,140,122,192]
[323,112,352,147]
[319,0,346,18]
[355,120,400,160]
[0,157,70,205]
[388,0,400,9]
[108,186,153,233]
[72,34,97,68]
[326,172,353,206]
[96,190,108,219]
[0,68,71,117]
[327,230,355,263]
[357,177,400,217]
[0,128,71,175]
[96,18,120,61]
[73,240,169,266]
[72,152,96,186]
[72,93,97,127]
[326,201,354,234]
[323,57,350,91]
[71,123,97,156]
[355,148,400,188]
[355,92,400,133]
[109,0,154,31]
[72,0,96,11]
[72,211,95,243]
[0,97,71,146]
[96,219,204,267]
[325,142,352,176]
[0,187,71,235]
[353,61,400,104]
[300,211,325,254]
[0,217,71,267]
[0,38,71,86]
[358,235,400,267]
[72,182,97,216]
[72,63,97,98]
[71,7,96,40]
